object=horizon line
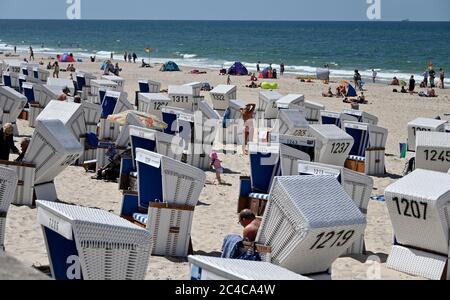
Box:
[1,18,450,22]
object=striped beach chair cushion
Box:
[248,193,271,200]
[348,155,366,161]
[132,213,148,225]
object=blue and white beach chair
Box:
[36,200,152,280]
[320,110,358,128]
[343,121,388,175]
[121,148,205,257]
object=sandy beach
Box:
[2,51,450,280]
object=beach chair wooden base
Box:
[345,158,365,173]
[387,244,449,280]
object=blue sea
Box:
[1,20,449,82]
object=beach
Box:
[2,50,450,280]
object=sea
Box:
[1,20,449,82]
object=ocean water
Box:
[1,20,449,82]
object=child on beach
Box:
[210,151,224,185]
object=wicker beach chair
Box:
[0,86,27,136]
[308,124,354,167]
[168,85,195,111]
[36,100,86,141]
[342,109,378,125]
[89,79,118,104]
[101,75,125,91]
[138,79,161,94]
[256,175,366,276]
[121,148,205,257]
[209,84,237,116]
[304,100,325,124]
[24,119,83,201]
[320,110,358,128]
[46,78,75,95]
[407,117,447,152]
[258,91,283,120]
[296,160,373,255]
[188,255,310,280]
[276,94,304,110]
[385,169,450,280]
[0,166,18,252]
[76,71,96,100]
[36,200,152,280]
[137,93,170,119]
[415,131,450,173]
[273,109,309,137]
[343,121,388,175]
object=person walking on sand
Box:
[53,61,60,78]
[128,53,132,63]
[440,68,445,89]
[124,51,127,62]
[14,46,16,54]
[280,63,285,76]
[372,69,377,83]
[256,61,260,73]
[132,52,137,63]
[210,151,224,185]
[29,46,34,61]
[227,74,231,85]
[110,52,114,60]
[422,70,429,88]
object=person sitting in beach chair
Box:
[238,209,261,242]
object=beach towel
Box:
[221,234,243,259]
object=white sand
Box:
[3,52,449,279]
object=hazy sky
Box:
[1,0,449,21]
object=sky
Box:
[0,0,449,21]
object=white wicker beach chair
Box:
[256,175,366,275]
[320,110,358,128]
[27,84,62,128]
[36,200,152,280]
[36,100,86,140]
[121,148,205,257]
[130,125,183,165]
[276,94,304,110]
[385,169,450,280]
[296,160,373,255]
[258,91,283,120]
[90,79,118,104]
[185,101,221,169]
[304,100,325,124]
[221,99,246,146]
[168,85,195,111]
[137,93,170,119]
[343,121,388,175]
[81,101,101,134]
[76,71,97,100]
[101,75,125,91]
[188,255,310,280]
[0,86,27,136]
[209,84,237,115]
[308,124,354,166]
[415,131,450,173]
[183,82,202,97]
[2,72,21,90]
[273,109,309,136]
[24,119,83,201]
[270,133,316,161]
[0,166,18,252]
[33,67,50,83]
[342,109,378,125]
[46,78,75,95]
[407,117,447,152]
[138,79,161,94]
[98,91,132,141]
